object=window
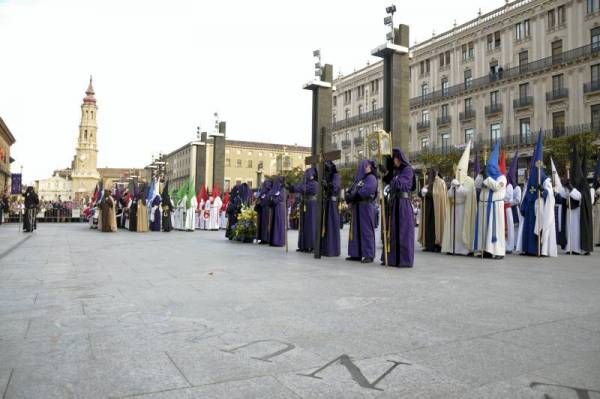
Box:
[487,34,494,50]
[247,160,253,168]
[464,69,472,88]
[345,109,350,119]
[464,128,474,143]
[490,90,499,106]
[519,50,529,69]
[462,42,474,60]
[441,78,449,96]
[548,9,555,28]
[552,111,566,136]
[593,27,600,50]
[421,83,429,96]
[515,20,530,40]
[358,105,363,116]
[421,138,430,149]
[225,158,231,167]
[592,104,600,130]
[445,51,450,65]
[557,5,565,25]
[333,96,337,106]
[372,100,377,111]
[236,159,242,168]
[519,118,531,144]
[440,133,450,153]
[420,61,425,75]
[519,82,529,99]
[588,0,599,14]
[490,123,501,142]
[490,60,499,76]
[462,44,468,61]
[441,104,449,118]
[439,53,445,67]
[552,40,563,63]
[421,110,430,123]
[592,64,600,83]
[552,73,564,92]
[426,59,430,73]
[357,85,365,98]
[468,42,474,58]
[464,97,473,112]
[371,79,379,93]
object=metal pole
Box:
[452,185,456,255]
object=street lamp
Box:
[384,4,396,42]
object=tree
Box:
[545,132,599,177]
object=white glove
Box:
[421,187,428,196]
[451,179,459,187]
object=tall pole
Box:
[535,160,543,257]
[566,161,572,255]
[481,148,488,260]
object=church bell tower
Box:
[71,76,100,200]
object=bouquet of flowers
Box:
[233,205,257,243]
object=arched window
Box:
[84,130,87,139]
[91,111,94,119]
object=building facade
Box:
[0,117,16,194]
[163,135,311,193]
[70,77,100,199]
[35,173,72,202]
[332,0,600,165]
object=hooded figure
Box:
[550,157,565,247]
[136,187,149,232]
[346,159,378,263]
[290,167,319,253]
[383,149,415,266]
[149,179,162,232]
[518,132,557,257]
[474,141,507,258]
[505,149,522,253]
[268,176,287,247]
[220,191,230,229]
[561,146,593,254]
[593,157,600,246]
[256,180,273,244]
[321,160,341,257]
[161,181,174,232]
[418,166,447,252]
[127,182,138,232]
[185,181,197,231]
[442,141,477,255]
[209,185,223,231]
[99,189,117,232]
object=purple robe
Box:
[386,149,416,267]
[321,171,341,257]
[294,168,319,251]
[256,181,273,243]
[347,160,378,259]
[268,177,286,247]
[150,195,161,231]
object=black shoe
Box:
[345,257,361,261]
[361,258,374,264]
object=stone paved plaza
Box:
[0,223,599,398]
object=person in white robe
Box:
[209,195,222,231]
[504,149,520,253]
[196,198,205,230]
[474,142,506,259]
[441,141,476,255]
[184,195,197,232]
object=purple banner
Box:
[11,173,22,194]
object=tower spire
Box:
[83,75,96,104]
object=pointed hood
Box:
[197,186,207,204]
[507,148,519,187]
[212,183,222,198]
[392,148,410,169]
[486,141,502,180]
[456,141,471,183]
[550,158,562,192]
[499,150,507,176]
[527,130,547,188]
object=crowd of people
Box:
[10,131,600,269]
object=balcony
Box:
[459,109,476,122]
[546,88,569,102]
[410,42,600,108]
[417,120,431,131]
[341,139,351,149]
[584,80,600,94]
[485,103,503,116]
[513,96,534,109]
[436,115,451,126]
[332,108,383,131]
[353,136,364,147]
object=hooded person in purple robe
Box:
[321,161,341,257]
[346,159,378,263]
[384,148,416,267]
[149,193,162,231]
[256,180,273,244]
[290,167,319,252]
[268,176,286,247]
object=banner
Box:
[10,173,22,194]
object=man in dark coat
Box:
[346,160,378,263]
[321,161,341,257]
[573,147,594,255]
[22,186,39,233]
[161,182,173,232]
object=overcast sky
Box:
[0,0,501,182]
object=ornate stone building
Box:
[332,0,600,168]
[70,77,100,200]
[0,117,16,194]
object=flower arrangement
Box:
[233,205,257,243]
